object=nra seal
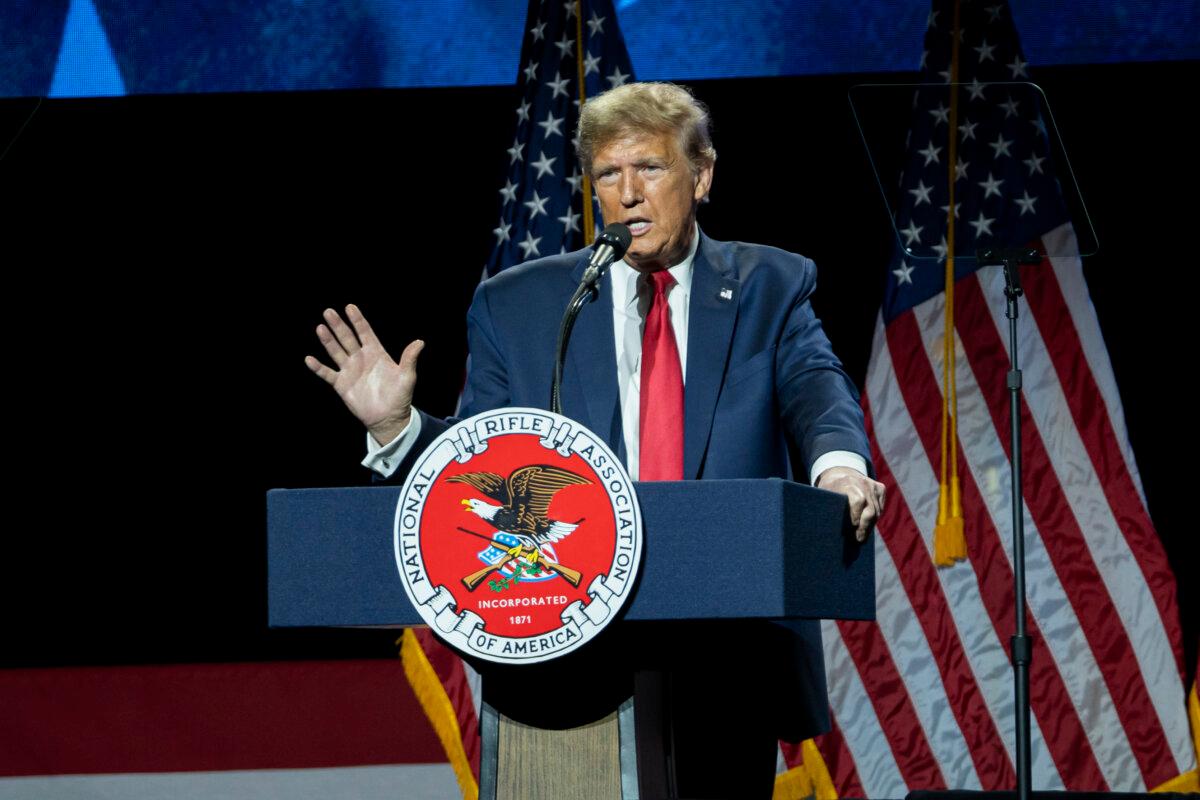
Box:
[394,408,643,664]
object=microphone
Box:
[580,223,632,287]
[551,223,632,414]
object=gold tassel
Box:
[574,0,595,246]
[935,476,968,565]
[934,0,969,569]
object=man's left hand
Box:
[816,466,885,542]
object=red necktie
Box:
[639,270,684,481]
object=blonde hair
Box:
[577,82,717,177]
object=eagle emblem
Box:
[450,464,591,591]
[394,407,642,664]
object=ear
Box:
[693,161,714,202]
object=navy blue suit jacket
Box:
[404,232,870,740]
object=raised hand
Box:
[305,303,424,445]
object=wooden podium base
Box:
[480,696,639,800]
[497,711,621,799]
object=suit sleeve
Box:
[774,257,872,481]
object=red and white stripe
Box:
[0,659,458,799]
[815,222,1194,795]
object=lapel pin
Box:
[719,287,733,301]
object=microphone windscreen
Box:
[597,223,632,259]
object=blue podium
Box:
[268,479,874,800]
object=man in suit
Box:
[308,82,884,798]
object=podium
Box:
[268,478,874,799]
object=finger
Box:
[345,304,381,349]
[398,339,425,374]
[315,323,349,366]
[846,489,867,528]
[856,501,880,541]
[859,484,886,540]
[304,355,337,386]
[323,307,362,355]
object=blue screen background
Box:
[1,0,1196,98]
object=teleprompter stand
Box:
[268,478,874,799]
[979,246,1041,800]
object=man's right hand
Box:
[305,304,424,446]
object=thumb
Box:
[399,340,425,373]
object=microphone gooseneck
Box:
[551,224,633,414]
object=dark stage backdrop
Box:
[0,62,1195,680]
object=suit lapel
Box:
[566,257,624,460]
[684,236,740,479]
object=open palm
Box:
[305,304,424,445]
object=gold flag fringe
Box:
[1151,677,1200,791]
[772,739,838,800]
[399,630,479,800]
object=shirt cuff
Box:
[361,413,423,478]
[810,450,868,486]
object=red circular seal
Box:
[395,408,642,664]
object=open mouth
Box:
[626,219,652,235]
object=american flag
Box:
[486,0,635,274]
[784,0,1196,795]
[401,2,634,797]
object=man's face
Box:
[591,129,713,272]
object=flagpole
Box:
[573,0,595,246]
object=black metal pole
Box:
[551,225,631,413]
[981,246,1040,800]
[551,282,599,414]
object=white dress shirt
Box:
[608,231,695,479]
[364,228,865,483]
